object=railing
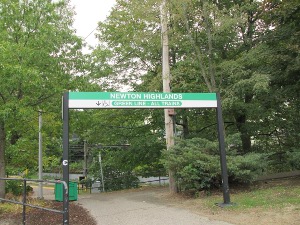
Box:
[0,178,68,225]
[77,176,169,194]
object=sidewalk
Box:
[77,187,233,225]
[31,184,55,200]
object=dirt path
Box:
[78,187,233,225]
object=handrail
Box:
[0,177,68,225]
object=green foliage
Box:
[79,177,93,189]
[104,170,139,191]
[286,149,300,170]
[43,156,61,173]
[93,0,162,89]
[200,181,300,211]
[69,162,83,173]
[162,138,267,192]
[133,163,166,178]
[88,148,141,191]
[5,180,32,196]
[0,0,299,200]
[0,0,87,197]
[227,153,267,184]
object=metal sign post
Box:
[216,93,231,206]
[62,92,69,225]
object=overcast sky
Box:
[70,0,116,47]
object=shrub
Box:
[227,153,268,184]
[286,148,300,170]
[79,177,93,188]
[133,163,166,178]
[69,161,83,173]
[104,170,139,191]
[161,138,267,192]
[5,180,23,196]
[5,180,33,196]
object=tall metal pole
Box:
[83,141,87,177]
[216,93,231,206]
[98,152,105,192]
[62,93,69,224]
[38,110,43,199]
[161,0,177,193]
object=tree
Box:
[89,0,300,182]
[255,0,300,169]
[0,0,84,198]
[92,0,162,90]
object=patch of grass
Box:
[201,183,300,211]
[0,198,49,216]
[0,202,22,214]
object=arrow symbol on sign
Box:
[96,101,101,106]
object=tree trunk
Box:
[0,121,6,199]
[181,113,189,139]
[235,114,251,154]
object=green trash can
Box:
[55,182,78,202]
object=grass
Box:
[0,202,22,214]
[0,197,50,216]
[200,180,300,211]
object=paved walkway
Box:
[78,187,233,225]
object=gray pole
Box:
[98,152,105,192]
[38,110,43,199]
[83,141,87,177]
[62,93,69,224]
[216,93,231,206]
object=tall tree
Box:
[91,0,300,171]
[92,0,162,90]
[262,0,300,153]
[0,0,84,198]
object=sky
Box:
[70,0,116,47]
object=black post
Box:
[62,92,69,224]
[22,179,26,225]
[216,93,231,206]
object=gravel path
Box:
[78,187,234,225]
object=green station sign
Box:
[68,92,217,109]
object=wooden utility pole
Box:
[161,0,177,193]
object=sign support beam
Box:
[62,92,69,225]
[216,93,232,206]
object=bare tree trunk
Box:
[0,121,6,199]
[235,114,251,154]
[235,94,253,154]
[176,111,189,139]
[161,0,177,193]
[182,114,189,139]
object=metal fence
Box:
[77,176,169,194]
[0,178,68,225]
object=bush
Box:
[69,161,83,173]
[104,170,139,191]
[133,163,166,178]
[286,148,300,170]
[5,180,22,196]
[161,138,267,192]
[5,180,33,196]
[79,177,93,188]
[227,153,268,184]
